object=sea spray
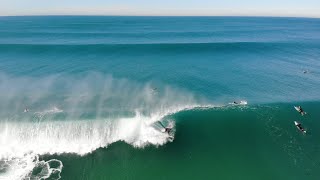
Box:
[0,72,203,179]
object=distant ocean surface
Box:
[0,16,320,180]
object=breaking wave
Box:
[0,72,208,179]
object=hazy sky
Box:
[1,0,320,17]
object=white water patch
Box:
[0,105,196,159]
[0,72,209,179]
[0,104,216,180]
[0,155,63,180]
[27,158,63,180]
[0,105,200,180]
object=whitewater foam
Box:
[0,106,202,179]
[0,105,198,158]
[0,154,63,180]
[0,105,201,180]
[0,72,209,179]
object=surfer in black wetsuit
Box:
[158,121,172,134]
[297,106,306,115]
[164,127,172,134]
[297,123,303,130]
[295,122,306,133]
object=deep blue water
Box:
[0,16,320,180]
[1,16,320,104]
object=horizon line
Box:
[0,14,319,19]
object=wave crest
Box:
[0,72,205,179]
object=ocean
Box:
[0,16,320,180]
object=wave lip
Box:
[0,104,202,158]
[0,103,212,180]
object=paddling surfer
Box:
[294,121,306,134]
[297,106,306,115]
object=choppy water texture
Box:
[0,16,320,180]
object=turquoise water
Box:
[0,16,320,179]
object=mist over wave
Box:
[0,72,199,118]
[0,72,204,179]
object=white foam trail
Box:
[35,106,63,115]
[34,106,63,120]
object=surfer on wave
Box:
[157,121,173,136]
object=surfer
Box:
[294,121,306,134]
[229,101,247,105]
[157,121,172,134]
[24,108,29,113]
[296,106,306,115]
[164,127,172,134]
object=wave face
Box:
[33,102,320,180]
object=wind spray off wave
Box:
[0,72,204,179]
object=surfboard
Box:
[240,101,247,105]
[294,121,306,134]
[294,106,306,115]
[228,100,248,105]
